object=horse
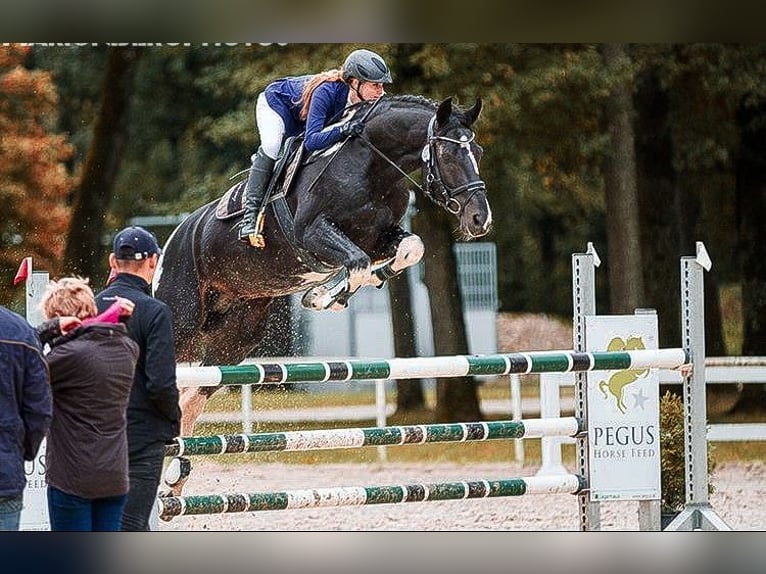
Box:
[598,335,650,414]
[153,94,493,495]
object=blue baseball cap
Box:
[112,226,162,260]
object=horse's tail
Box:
[154,202,215,362]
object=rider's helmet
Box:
[342,49,393,84]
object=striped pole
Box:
[165,417,581,457]
[176,348,689,387]
[157,474,584,519]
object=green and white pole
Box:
[166,417,581,457]
[176,348,689,387]
[157,474,584,520]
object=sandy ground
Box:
[156,459,765,531]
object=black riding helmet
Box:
[342,49,393,84]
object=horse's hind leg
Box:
[163,385,217,499]
[164,297,274,499]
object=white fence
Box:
[519,358,766,474]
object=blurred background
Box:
[2,43,765,417]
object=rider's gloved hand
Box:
[340,120,364,138]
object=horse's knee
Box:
[394,235,424,270]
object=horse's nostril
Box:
[473,213,485,228]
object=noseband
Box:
[421,116,487,215]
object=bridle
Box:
[307,99,486,217]
[356,112,486,216]
[420,116,487,215]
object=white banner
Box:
[21,268,51,530]
[586,314,660,501]
[20,438,49,530]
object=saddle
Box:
[215,137,336,274]
[215,136,304,220]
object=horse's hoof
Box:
[301,276,349,311]
[301,288,326,310]
[164,456,192,487]
[328,300,348,311]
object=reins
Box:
[299,97,486,218]
[300,96,384,195]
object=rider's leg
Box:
[239,146,276,245]
[239,92,283,245]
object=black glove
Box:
[340,120,364,138]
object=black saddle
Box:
[215,138,335,273]
[215,136,305,220]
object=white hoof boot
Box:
[164,456,192,487]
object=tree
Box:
[601,44,645,313]
[733,94,766,411]
[63,46,143,280]
[412,195,482,422]
[0,44,72,308]
[387,270,426,413]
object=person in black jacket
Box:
[0,305,52,531]
[96,226,181,531]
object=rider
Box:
[239,48,394,246]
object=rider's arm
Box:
[303,83,346,152]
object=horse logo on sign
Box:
[598,335,649,414]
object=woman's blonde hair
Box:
[299,69,344,121]
[41,276,97,320]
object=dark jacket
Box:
[96,273,180,449]
[43,322,138,499]
[264,75,351,151]
[0,306,52,497]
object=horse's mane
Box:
[353,94,437,118]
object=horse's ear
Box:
[436,97,454,126]
[466,98,483,125]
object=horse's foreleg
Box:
[370,234,425,287]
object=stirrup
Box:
[242,212,266,248]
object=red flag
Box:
[13,257,31,286]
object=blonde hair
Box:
[41,276,97,320]
[299,69,345,121]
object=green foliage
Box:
[659,391,716,513]
[659,391,686,512]
[17,43,766,325]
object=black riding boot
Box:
[239,148,276,246]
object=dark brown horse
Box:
[153,94,492,494]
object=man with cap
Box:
[96,226,180,531]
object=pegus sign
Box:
[586,313,661,501]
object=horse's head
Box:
[422,97,493,239]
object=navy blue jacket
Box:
[0,306,52,497]
[264,75,351,152]
[96,274,180,449]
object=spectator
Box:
[0,305,52,531]
[96,226,180,531]
[39,277,138,531]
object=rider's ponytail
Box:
[299,69,344,121]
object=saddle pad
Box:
[215,137,305,221]
[214,179,247,220]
